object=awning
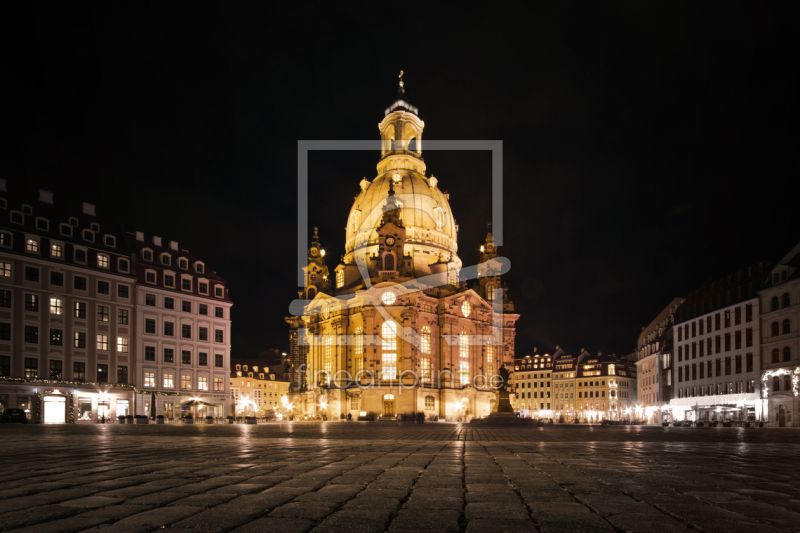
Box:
[181,400,215,407]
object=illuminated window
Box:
[144,372,155,387]
[381,291,396,306]
[0,262,10,277]
[215,377,223,391]
[97,255,109,269]
[354,327,364,374]
[448,269,457,286]
[198,376,208,391]
[324,334,333,382]
[350,395,359,410]
[487,285,495,301]
[420,326,431,354]
[26,239,38,253]
[49,298,63,315]
[336,270,344,288]
[460,361,469,386]
[421,357,431,381]
[459,331,469,358]
[117,337,128,353]
[51,244,63,258]
[96,334,108,351]
[381,321,397,380]
[486,344,494,363]
[181,375,192,389]
[462,301,471,317]
[425,395,434,409]
[97,305,109,322]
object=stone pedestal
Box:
[470,389,538,427]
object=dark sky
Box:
[6,2,799,359]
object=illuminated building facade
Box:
[230,361,290,417]
[513,349,552,418]
[286,79,519,421]
[671,263,767,423]
[635,298,684,424]
[758,241,800,427]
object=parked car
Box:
[1,408,28,424]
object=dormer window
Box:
[10,211,23,224]
[0,231,11,247]
[195,262,204,274]
[118,259,129,273]
[90,223,100,233]
[82,229,94,242]
[181,277,192,291]
[104,235,116,247]
[178,258,187,269]
[215,286,224,298]
[35,218,49,231]
[164,273,175,288]
[69,217,78,227]
[259,373,265,379]
[198,281,208,295]
[51,244,63,258]
[97,254,109,269]
[26,238,39,253]
[60,224,72,237]
[142,249,153,261]
[22,204,32,215]
[235,364,241,370]
[161,253,171,266]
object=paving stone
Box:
[311,510,393,533]
[111,506,204,528]
[230,517,314,533]
[294,484,363,503]
[0,504,83,531]
[59,496,124,508]
[389,509,461,531]
[170,506,264,531]
[465,519,539,532]
[606,513,692,533]
[404,496,464,510]
[269,502,339,520]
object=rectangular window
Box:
[715,313,720,330]
[691,364,696,380]
[199,304,208,315]
[145,318,156,334]
[215,307,223,318]
[118,285,129,298]
[716,358,721,376]
[164,322,174,336]
[746,352,753,373]
[199,282,208,294]
[50,297,64,315]
[75,249,86,262]
[691,321,696,337]
[699,341,704,357]
[117,337,128,353]
[199,327,208,341]
[24,357,38,378]
[336,270,344,288]
[0,322,10,341]
[144,372,155,387]
[678,346,682,362]
[98,281,109,295]
[118,259,128,272]
[0,290,10,308]
[198,376,208,391]
[26,238,39,252]
[0,262,10,277]
[724,310,731,328]
[49,360,63,380]
[181,375,192,389]
[25,267,40,282]
[24,325,38,343]
[215,329,224,343]
[735,306,741,325]
[50,328,62,346]
[97,305,109,322]
[181,324,191,339]
[735,330,741,349]
[699,363,705,379]
[421,357,431,381]
[182,350,191,365]
[182,278,192,291]
[691,342,696,358]
[715,335,721,354]
[215,354,223,368]
[97,364,109,382]
[164,297,174,310]
[725,357,731,375]
[145,293,156,306]
[74,276,87,290]
[97,334,108,351]
[164,274,174,287]
[163,373,174,388]
[199,352,208,366]
[707,360,712,378]
[98,255,109,268]
[145,346,156,361]
[745,304,752,322]
[678,367,683,382]
[735,355,742,374]
[214,377,223,391]
[164,348,174,363]
[745,328,752,347]
[146,272,156,284]
[73,362,85,382]
[724,333,731,351]
[182,300,191,313]
[25,294,39,312]
[118,309,129,325]
[74,331,86,348]
[699,319,704,336]
[117,365,128,384]
[50,272,64,286]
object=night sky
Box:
[7,3,799,360]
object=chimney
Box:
[153,236,162,247]
[169,241,179,251]
[82,202,96,216]
[135,231,144,242]
[39,190,54,204]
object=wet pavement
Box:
[1,423,799,532]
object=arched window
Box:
[307,287,316,299]
[486,344,494,363]
[772,349,780,363]
[459,332,469,358]
[390,137,397,151]
[486,284,495,301]
[420,326,431,354]
[771,296,779,311]
[461,301,471,317]
[448,269,457,286]
[773,377,780,391]
[783,293,791,308]
[783,319,791,335]
[772,322,780,336]
[424,395,434,410]
[383,253,395,272]
[408,137,417,152]
[381,321,397,380]
[784,346,791,362]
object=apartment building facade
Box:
[513,349,553,417]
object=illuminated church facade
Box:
[286,78,519,420]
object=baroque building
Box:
[286,80,519,420]
[513,348,553,417]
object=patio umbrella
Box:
[150,391,156,420]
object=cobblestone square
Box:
[1,424,799,532]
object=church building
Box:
[286,77,519,421]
